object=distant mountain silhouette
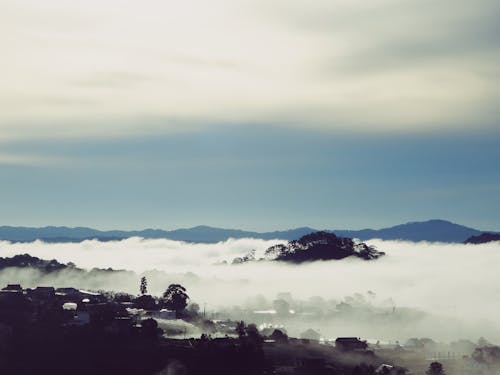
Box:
[464,233,500,244]
[0,220,492,243]
[333,219,484,243]
[0,225,316,243]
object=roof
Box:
[35,286,55,292]
[56,287,80,293]
[336,337,363,342]
[78,290,101,296]
[2,284,22,291]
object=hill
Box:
[0,253,127,276]
[263,231,385,263]
[464,233,500,244]
[334,219,483,243]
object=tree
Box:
[300,328,320,341]
[185,302,200,319]
[236,321,246,338]
[134,294,157,310]
[426,362,445,375]
[162,284,189,312]
[140,276,148,295]
[141,318,162,338]
[270,329,288,343]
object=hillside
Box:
[263,232,385,263]
[0,253,126,275]
[333,219,483,243]
[464,233,500,244]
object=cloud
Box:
[1,237,500,340]
[1,0,499,141]
[0,152,69,166]
[0,237,282,273]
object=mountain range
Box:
[0,219,495,244]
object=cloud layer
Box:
[1,0,499,141]
[1,237,499,333]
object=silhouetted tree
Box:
[134,294,157,310]
[236,321,246,338]
[265,231,384,263]
[246,323,262,343]
[426,362,445,375]
[300,328,320,341]
[478,337,491,347]
[141,318,162,338]
[270,329,288,344]
[140,276,148,295]
[112,292,134,303]
[162,284,189,312]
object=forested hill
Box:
[0,254,127,276]
[464,233,500,244]
[263,232,385,263]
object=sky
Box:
[1,0,499,231]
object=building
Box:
[335,337,368,351]
[149,309,176,320]
[29,287,55,299]
[1,284,23,294]
[375,364,411,374]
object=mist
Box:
[1,237,499,342]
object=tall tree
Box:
[140,276,148,295]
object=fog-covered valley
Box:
[1,237,499,343]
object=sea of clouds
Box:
[1,237,499,341]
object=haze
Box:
[1,237,499,341]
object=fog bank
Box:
[1,237,499,341]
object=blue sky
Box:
[2,125,499,231]
[1,0,499,231]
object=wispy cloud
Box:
[0,152,70,166]
[1,0,499,141]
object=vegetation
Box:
[264,232,385,263]
[0,254,70,273]
[162,284,189,312]
[140,276,148,295]
[464,232,500,244]
[0,253,131,277]
[426,361,445,375]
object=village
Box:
[0,281,497,375]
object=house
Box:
[1,284,23,294]
[149,309,176,320]
[375,364,411,374]
[56,287,81,298]
[78,290,105,303]
[29,287,55,299]
[335,337,368,351]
